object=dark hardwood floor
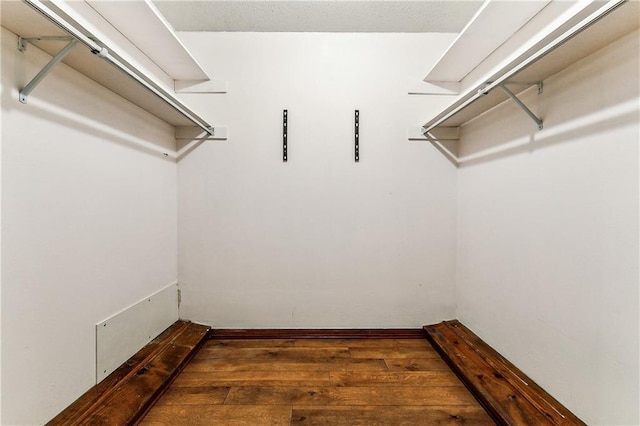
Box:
[140,338,494,425]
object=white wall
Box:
[0,27,3,423]
[176,33,458,328]
[456,30,639,425]
[1,27,178,425]
[4,18,634,426]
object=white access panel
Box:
[96,283,179,382]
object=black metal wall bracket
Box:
[283,109,288,162]
[355,109,360,162]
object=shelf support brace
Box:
[19,38,78,104]
[18,36,74,52]
[498,83,543,130]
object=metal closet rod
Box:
[22,0,213,135]
[422,0,627,133]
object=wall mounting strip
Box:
[20,0,214,135]
[422,0,627,133]
[354,110,360,162]
[283,109,288,162]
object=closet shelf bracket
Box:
[499,83,543,130]
[18,36,73,52]
[489,82,543,130]
[502,81,543,95]
[18,36,78,104]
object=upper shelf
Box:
[424,0,551,83]
[84,0,208,81]
[422,0,640,132]
[0,0,212,129]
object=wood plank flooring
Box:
[141,338,495,425]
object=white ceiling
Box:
[152,1,484,33]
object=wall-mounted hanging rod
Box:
[283,109,288,162]
[422,0,627,133]
[354,110,360,162]
[21,0,213,135]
